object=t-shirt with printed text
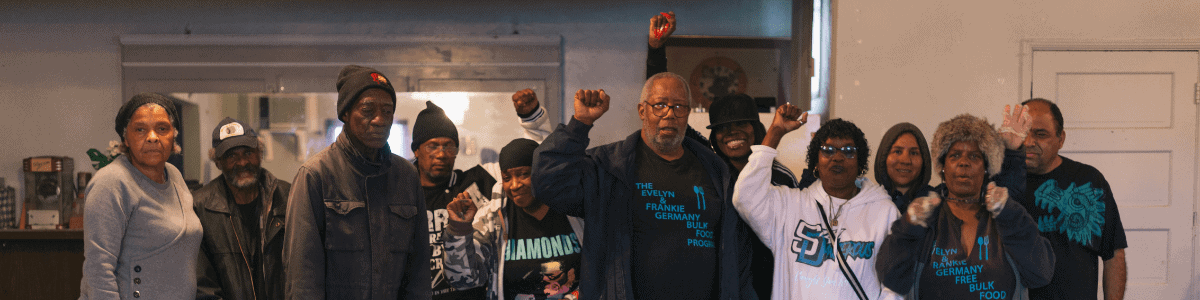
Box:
[630,140,722,300]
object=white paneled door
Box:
[1031,50,1198,299]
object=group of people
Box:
[76,11,1127,300]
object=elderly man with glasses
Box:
[533,72,755,299]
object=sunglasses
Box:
[819,145,857,159]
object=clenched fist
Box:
[445,191,478,236]
[761,103,808,148]
[573,89,610,126]
[512,88,540,116]
[648,11,676,48]
[984,182,1008,218]
[906,191,942,228]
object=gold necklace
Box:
[828,194,850,227]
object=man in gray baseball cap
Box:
[193,117,293,299]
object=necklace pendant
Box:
[831,219,838,226]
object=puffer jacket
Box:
[194,171,291,300]
[283,132,431,300]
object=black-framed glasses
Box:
[819,145,857,159]
[644,102,689,118]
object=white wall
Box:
[830,0,1200,182]
[0,1,790,199]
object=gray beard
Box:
[227,169,262,189]
[649,131,686,154]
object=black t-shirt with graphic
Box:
[503,205,583,300]
[425,165,497,300]
[630,140,722,300]
[1023,156,1127,300]
[920,205,1016,300]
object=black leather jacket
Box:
[193,171,290,300]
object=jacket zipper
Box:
[229,215,259,300]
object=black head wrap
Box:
[499,138,539,171]
[114,93,181,141]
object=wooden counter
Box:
[0,229,83,299]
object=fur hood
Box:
[873,122,932,196]
[931,114,1004,177]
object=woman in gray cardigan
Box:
[80,93,203,300]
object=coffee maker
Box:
[22,156,75,229]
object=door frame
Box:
[1018,39,1200,298]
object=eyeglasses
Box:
[644,102,690,118]
[819,145,857,159]
[421,143,458,155]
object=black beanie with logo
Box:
[411,101,459,151]
[336,65,396,122]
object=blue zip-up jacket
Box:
[532,117,756,300]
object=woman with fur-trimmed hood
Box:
[875,109,1055,300]
[873,123,933,212]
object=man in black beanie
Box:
[417,89,554,299]
[284,65,430,299]
[439,138,585,300]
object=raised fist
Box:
[648,11,676,48]
[769,103,808,134]
[999,104,1032,150]
[445,191,478,236]
[906,191,942,228]
[573,89,610,126]
[512,88,540,116]
[984,182,1008,218]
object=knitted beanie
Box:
[411,101,459,151]
[336,65,396,122]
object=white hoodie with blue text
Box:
[733,145,903,300]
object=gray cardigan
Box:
[80,155,203,300]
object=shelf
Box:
[0,229,84,240]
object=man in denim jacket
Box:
[283,65,430,300]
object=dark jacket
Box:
[873,122,934,212]
[875,149,1053,299]
[874,185,1055,299]
[283,133,431,300]
[194,171,291,300]
[532,118,755,300]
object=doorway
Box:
[1026,48,1198,299]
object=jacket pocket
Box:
[323,200,367,251]
[386,204,418,253]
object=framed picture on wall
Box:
[664,36,791,110]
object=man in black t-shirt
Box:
[1019,98,1128,300]
[532,73,754,299]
